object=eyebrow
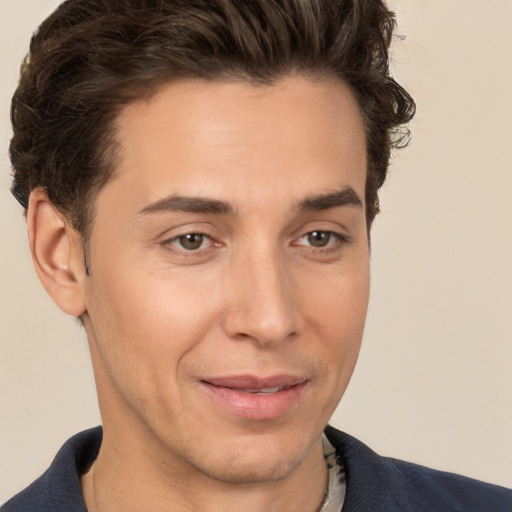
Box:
[138,195,234,216]
[298,187,362,212]
[137,186,362,217]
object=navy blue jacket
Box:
[2,426,510,511]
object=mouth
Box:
[199,375,308,420]
[233,385,291,395]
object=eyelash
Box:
[164,232,215,253]
[294,230,349,251]
[163,230,350,254]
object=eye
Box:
[297,230,344,248]
[168,233,211,251]
[305,231,331,248]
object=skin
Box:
[29,76,370,512]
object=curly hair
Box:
[10,0,415,239]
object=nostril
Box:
[221,269,299,345]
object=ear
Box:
[28,188,87,316]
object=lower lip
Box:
[200,381,308,420]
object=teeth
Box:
[245,386,282,394]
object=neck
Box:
[81,425,328,512]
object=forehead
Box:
[102,76,367,215]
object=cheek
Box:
[302,262,370,379]
[293,267,369,421]
[84,267,220,419]
[85,259,220,376]
[305,261,370,333]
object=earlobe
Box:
[28,189,87,317]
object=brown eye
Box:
[307,231,331,247]
[177,233,205,250]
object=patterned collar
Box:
[320,434,346,511]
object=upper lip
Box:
[201,375,307,390]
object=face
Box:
[80,76,370,484]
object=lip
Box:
[199,374,308,420]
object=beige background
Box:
[1,0,511,503]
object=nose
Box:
[221,249,299,346]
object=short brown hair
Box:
[10,0,415,239]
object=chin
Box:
[184,430,315,485]
[199,452,305,484]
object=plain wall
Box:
[1,0,511,503]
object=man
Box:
[1,0,510,511]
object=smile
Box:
[199,375,308,420]
[239,386,287,394]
